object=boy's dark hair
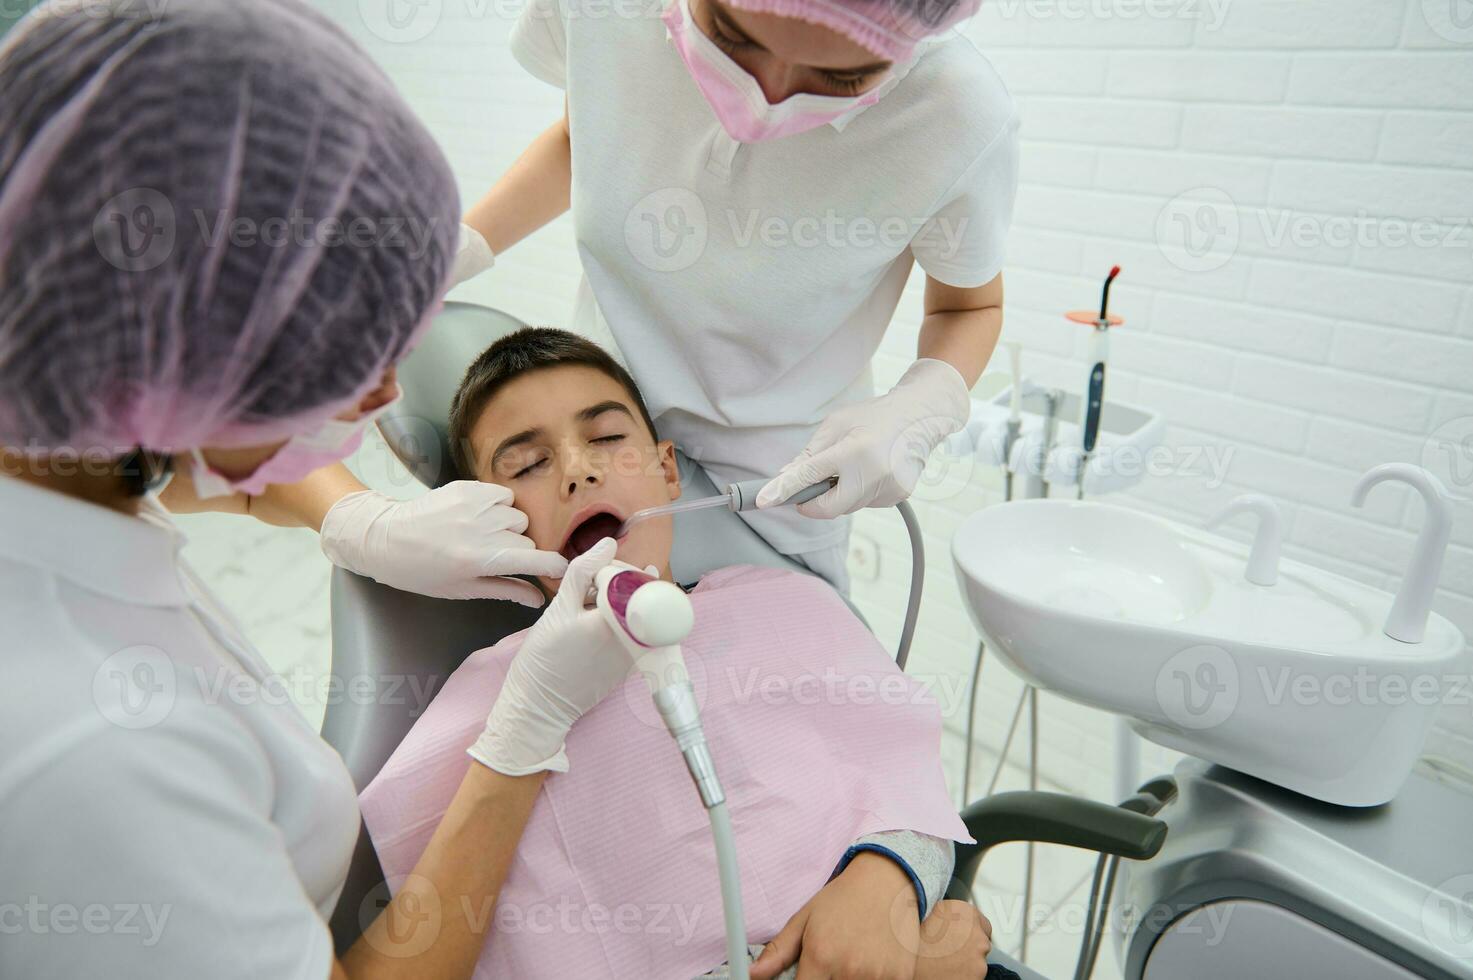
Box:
[447,327,659,479]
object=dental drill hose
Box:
[655,682,747,980]
[594,566,750,980]
[707,802,745,978]
[652,680,724,808]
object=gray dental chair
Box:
[322,302,1171,979]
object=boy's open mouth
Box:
[559,506,626,560]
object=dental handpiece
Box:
[592,565,750,980]
[615,476,837,538]
[593,565,717,805]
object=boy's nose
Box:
[561,444,606,496]
[565,472,599,495]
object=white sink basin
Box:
[954,499,1468,807]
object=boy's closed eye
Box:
[507,434,628,480]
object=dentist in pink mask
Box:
[660,0,891,142]
[455,0,1020,597]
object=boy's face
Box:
[466,364,682,595]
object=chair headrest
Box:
[377,301,529,489]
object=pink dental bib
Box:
[359,565,971,978]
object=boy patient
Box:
[358,329,978,980]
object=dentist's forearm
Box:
[918,306,1001,388]
[247,462,367,531]
[917,272,1004,388]
[159,461,365,532]
[337,766,548,980]
[463,106,571,256]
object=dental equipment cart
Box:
[1118,758,1473,980]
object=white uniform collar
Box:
[0,476,190,608]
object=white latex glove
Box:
[468,538,655,775]
[451,221,496,287]
[757,358,971,519]
[320,481,567,606]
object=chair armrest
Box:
[945,790,1169,902]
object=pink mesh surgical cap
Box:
[0,0,460,455]
[720,0,983,61]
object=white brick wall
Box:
[312,1,1473,967]
[952,0,1473,772]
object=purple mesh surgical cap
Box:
[0,0,459,455]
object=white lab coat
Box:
[0,476,357,979]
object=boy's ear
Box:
[657,439,682,501]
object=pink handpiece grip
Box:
[605,569,658,645]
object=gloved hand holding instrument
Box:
[467,537,659,775]
[755,359,972,519]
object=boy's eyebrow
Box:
[708,0,892,74]
[490,427,542,469]
[489,401,637,469]
[578,400,635,424]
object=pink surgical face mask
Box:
[662,0,887,143]
[189,389,401,499]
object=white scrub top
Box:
[511,0,1020,558]
[0,477,358,979]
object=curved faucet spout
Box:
[1206,493,1283,586]
[1350,463,1454,644]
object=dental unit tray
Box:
[945,388,1165,497]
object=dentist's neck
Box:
[1,449,142,516]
